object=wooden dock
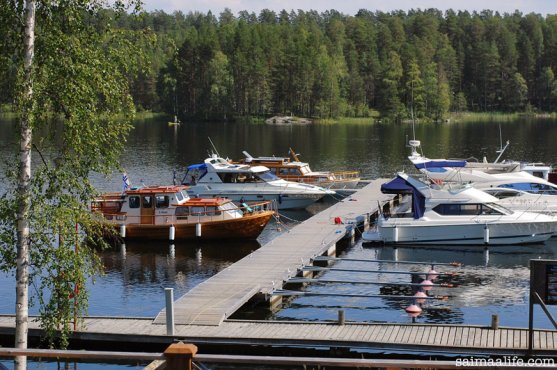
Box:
[152,179,393,326]
[0,316,556,356]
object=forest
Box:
[2,7,557,122]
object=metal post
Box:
[491,314,499,330]
[528,274,534,353]
[165,288,175,336]
[338,310,345,325]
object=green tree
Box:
[0,1,141,367]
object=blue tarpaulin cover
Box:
[381,176,426,219]
[187,163,207,170]
[413,160,466,169]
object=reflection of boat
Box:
[363,173,557,245]
[182,155,336,210]
[91,185,275,240]
[235,148,361,195]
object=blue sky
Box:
[141,0,557,16]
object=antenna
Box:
[208,137,220,157]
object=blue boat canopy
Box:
[413,160,467,169]
[381,176,425,219]
[187,163,207,170]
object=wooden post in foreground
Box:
[164,342,198,370]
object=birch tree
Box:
[0,1,143,368]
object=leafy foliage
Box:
[0,0,143,348]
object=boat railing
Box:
[331,170,360,181]
[98,200,275,225]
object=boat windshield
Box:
[256,170,280,182]
[299,165,311,175]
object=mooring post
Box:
[164,342,198,370]
[491,314,499,330]
[338,309,345,325]
[165,288,175,336]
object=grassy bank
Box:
[448,111,557,122]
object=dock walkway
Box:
[1,316,556,356]
[153,179,392,326]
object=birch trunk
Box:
[15,0,35,369]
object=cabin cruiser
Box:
[235,148,361,196]
[408,139,557,215]
[362,173,557,245]
[408,139,554,183]
[91,185,275,240]
[182,155,336,210]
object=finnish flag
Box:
[122,173,131,192]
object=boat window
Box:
[289,168,301,175]
[432,203,505,216]
[156,195,170,208]
[484,189,521,199]
[129,196,140,209]
[175,192,184,202]
[191,206,205,216]
[485,202,513,215]
[256,170,279,182]
[279,168,289,176]
[206,206,221,216]
[175,206,189,219]
[142,196,153,208]
[499,182,557,195]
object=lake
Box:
[1,115,557,367]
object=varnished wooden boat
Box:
[91,185,275,241]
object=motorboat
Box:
[362,173,557,245]
[91,185,275,241]
[235,148,361,196]
[408,139,557,215]
[182,155,336,210]
[408,139,554,183]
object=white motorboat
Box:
[362,173,557,245]
[182,155,336,210]
[408,139,554,183]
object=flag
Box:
[122,172,131,192]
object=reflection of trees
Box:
[99,240,260,289]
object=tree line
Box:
[3,8,557,121]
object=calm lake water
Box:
[2,116,557,367]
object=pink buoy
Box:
[414,290,428,303]
[421,279,433,291]
[427,269,439,281]
[405,304,422,317]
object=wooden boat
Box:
[236,148,360,193]
[91,185,275,241]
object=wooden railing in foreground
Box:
[0,343,499,370]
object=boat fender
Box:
[119,224,126,239]
[334,216,343,225]
[169,225,175,241]
[196,223,202,237]
[278,194,282,204]
[483,225,490,244]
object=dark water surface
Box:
[2,116,557,368]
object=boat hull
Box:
[378,221,555,245]
[106,211,274,241]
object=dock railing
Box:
[0,344,475,370]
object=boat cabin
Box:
[92,185,245,225]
